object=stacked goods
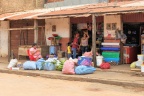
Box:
[102,51,120,63]
[101,42,120,65]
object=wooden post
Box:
[92,14,97,67]
[34,19,38,43]
[8,30,10,62]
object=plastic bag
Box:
[77,56,92,66]
[100,62,110,69]
[75,65,96,75]
[7,59,18,69]
[44,62,55,71]
[35,58,45,70]
[23,61,36,70]
[62,60,75,74]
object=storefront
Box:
[121,13,144,64]
[101,13,144,64]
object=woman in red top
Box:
[71,33,79,59]
[29,43,42,60]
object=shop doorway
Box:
[70,22,104,58]
[123,23,141,46]
[70,23,92,57]
[123,23,143,64]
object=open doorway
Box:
[122,23,143,64]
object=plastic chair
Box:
[27,49,36,61]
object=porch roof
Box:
[0,9,51,20]
[0,0,144,21]
[38,0,144,18]
[0,5,85,21]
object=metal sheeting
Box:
[122,13,144,23]
[70,16,103,23]
[0,0,144,20]
[39,0,144,18]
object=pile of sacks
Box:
[22,57,66,71]
[22,52,96,75]
[7,52,96,75]
[62,52,96,75]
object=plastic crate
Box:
[102,52,120,58]
[104,58,120,63]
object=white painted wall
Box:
[104,15,122,38]
[45,18,70,45]
[0,21,9,57]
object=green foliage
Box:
[56,61,65,71]
[51,59,57,65]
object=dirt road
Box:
[0,73,144,96]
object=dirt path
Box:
[0,73,144,96]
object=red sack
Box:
[100,62,110,69]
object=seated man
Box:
[29,43,42,60]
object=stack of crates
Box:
[102,52,120,63]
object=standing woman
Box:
[71,33,80,59]
[80,31,89,54]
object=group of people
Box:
[29,30,91,60]
[67,30,91,59]
[29,28,127,60]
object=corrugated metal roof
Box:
[0,0,144,20]
[38,0,144,17]
[0,11,47,20]
[0,5,85,21]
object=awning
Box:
[0,0,144,20]
[0,9,50,20]
[0,5,85,21]
[38,0,144,18]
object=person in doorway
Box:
[115,28,127,44]
[29,43,42,60]
[71,33,80,59]
[80,31,89,54]
[66,42,72,59]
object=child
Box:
[67,42,72,58]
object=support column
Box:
[92,14,97,67]
[34,19,38,43]
[8,30,10,62]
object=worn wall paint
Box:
[109,0,132,2]
[0,0,44,14]
[104,15,122,38]
[45,18,70,45]
[0,21,9,57]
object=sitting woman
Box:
[29,43,42,60]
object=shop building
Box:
[0,0,144,66]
